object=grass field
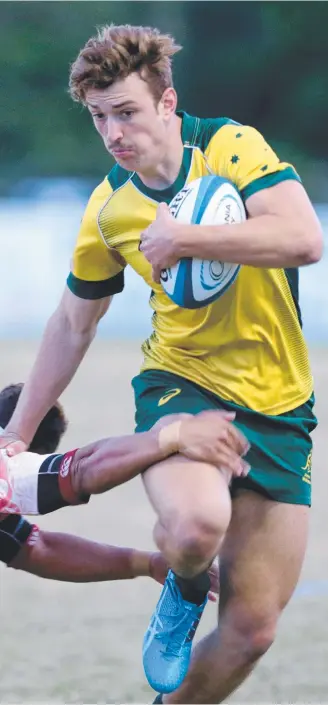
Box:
[0,340,327,704]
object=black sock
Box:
[175,570,211,605]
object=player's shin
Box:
[143,466,231,693]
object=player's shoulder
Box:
[184,111,266,155]
[181,111,240,151]
[196,116,241,152]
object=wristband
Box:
[158,421,182,455]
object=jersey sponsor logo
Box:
[158,388,182,407]
[60,454,73,478]
[302,449,312,485]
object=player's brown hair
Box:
[0,384,68,454]
[69,24,182,104]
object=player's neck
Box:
[136,114,183,191]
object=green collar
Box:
[132,111,197,204]
[177,110,200,146]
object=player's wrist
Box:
[130,549,151,578]
[157,421,182,456]
[2,426,27,443]
[177,223,200,258]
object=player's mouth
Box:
[111,148,134,159]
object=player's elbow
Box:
[69,447,98,498]
[9,531,46,574]
[296,222,323,265]
[55,287,111,341]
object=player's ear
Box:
[160,87,177,119]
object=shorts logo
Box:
[60,455,73,478]
[158,388,181,407]
[302,450,312,485]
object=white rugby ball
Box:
[160,175,246,308]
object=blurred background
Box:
[0,0,327,341]
[1,4,328,704]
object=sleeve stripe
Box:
[67,271,124,300]
[241,166,301,201]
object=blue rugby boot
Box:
[143,569,208,693]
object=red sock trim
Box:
[58,449,81,505]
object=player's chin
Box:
[113,152,138,169]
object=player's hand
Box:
[0,431,27,457]
[149,551,219,602]
[139,202,182,283]
[178,410,250,478]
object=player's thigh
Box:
[135,369,231,529]
[219,489,309,624]
[143,454,231,536]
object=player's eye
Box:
[121,110,135,119]
[93,112,105,120]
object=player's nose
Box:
[105,117,123,145]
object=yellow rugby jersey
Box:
[68,111,313,415]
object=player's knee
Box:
[169,511,225,564]
[225,604,279,662]
[241,619,276,661]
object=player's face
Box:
[85,73,177,175]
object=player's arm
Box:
[9,527,162,583]
[2,411,248,517]
[70,410,249,500]
[140,126,323,276]
[3,517,219,597]
[3,288,111,452]
[177,179,323,267]
[1,181,124,454]
[0,513,166,583]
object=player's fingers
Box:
[4,440,26,457]
[152,265,161,283]
[208,566,220,594]
[226,424,250,456]
[209,443,248,476]
[195,409,236,422]
[157,202,170,218]
[185,443,243,475]
[190,411,249,457]
[240,460,251,477]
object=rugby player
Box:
[0,24,322,702]
[1,384,227,592]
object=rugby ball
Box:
[160,175,246,308]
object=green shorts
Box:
[132,369,318,506]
